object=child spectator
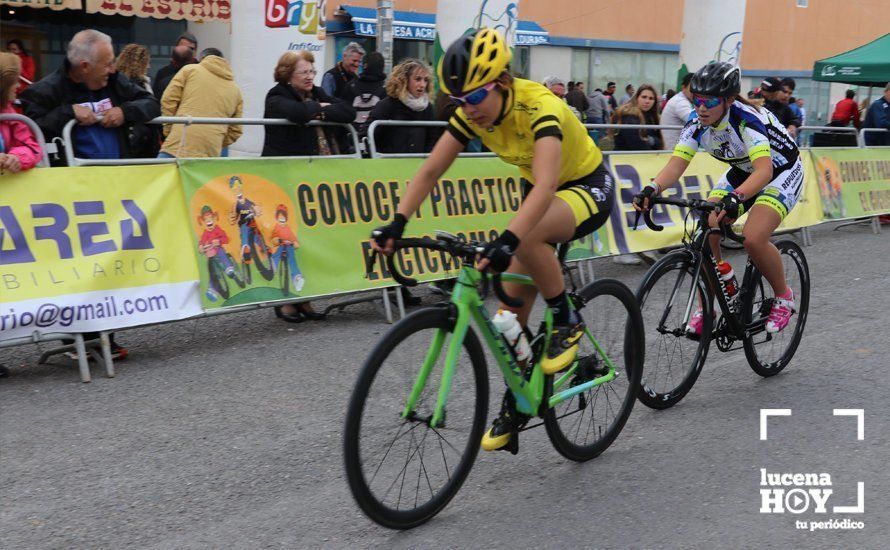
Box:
[0,52,41,173]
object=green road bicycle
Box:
[343,232,644,529]
[634,196,810,409]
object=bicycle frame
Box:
[400,263,618,427]
[674,212,767,340]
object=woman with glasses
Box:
[370,28,614,452]
[263,50,355,322]
[262,50,355,157]
[633,61,803,336]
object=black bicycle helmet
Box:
[690,61,741,98]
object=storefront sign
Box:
[353,21,437,41]
[0,0,82,10]
[85,0,231,22]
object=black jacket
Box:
[21,60,161,165]
[613,113,664,151]
[363,96,440,154]
[763,100,801,130]
[343,71,387,122]
[322,63,356,100]
[262,83,356,157]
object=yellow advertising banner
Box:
[85,0,231,22]
[0,165,201,340]
[603,152,825,255]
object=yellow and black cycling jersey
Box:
[446,78,603,185]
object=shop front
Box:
[0,0,230,82]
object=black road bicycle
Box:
[635,196,810,409]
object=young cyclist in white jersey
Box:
[370,28,615,451]
[634,61,802,334]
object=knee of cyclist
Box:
[743,233,767,252]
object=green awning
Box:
[813,33,890,87]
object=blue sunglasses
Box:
[692,95,723,109]
[449,82,497,106]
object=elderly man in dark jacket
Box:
[21,29,160,166]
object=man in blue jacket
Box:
[863,82,890,146]
[21,29,160,166]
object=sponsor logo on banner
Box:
[178,158,524,309]
[265,0,318,32]
[0,165,201,340]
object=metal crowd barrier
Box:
[61,117,362,166]
[366,120,496,158]
[0,113,51,168]
[859,128,890,147]
[7,117,888,381]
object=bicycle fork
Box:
[401,304,471,429]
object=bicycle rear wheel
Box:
[344,307,489,529]
[635,251,712,409]
[742,239,810,377]
[543,279,644,461]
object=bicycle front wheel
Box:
[344,307,489,529]
[543,279,644,462]
[636,251,713,409]
[742,239,810,377]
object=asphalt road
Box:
[2,222,888,549]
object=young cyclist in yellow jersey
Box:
[371,28,615,452]
[634,61,802,335]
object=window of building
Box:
[571,48,679,98]
[512,46,531,79]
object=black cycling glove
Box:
[372,213,407,248]
[481,230,520,273]
[632,183,659,209]
[719,192,745,220]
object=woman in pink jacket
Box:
[1,52,41,173]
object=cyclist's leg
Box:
[286,245,299,275]
[239,224,251,261]
[271,246,282,270]
[742,205,785,294]
[744,160,803,296]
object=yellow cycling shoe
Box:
[480,399,528,452]
[540,322,584,375]
[481,426,512,451]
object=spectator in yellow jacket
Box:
[159,48,243,158]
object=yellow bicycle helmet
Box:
[438,27,512,95]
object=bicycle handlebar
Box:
[636,196,745,244]
[369,234,524,308]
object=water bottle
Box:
[717,261,739,299]
[492,310,531,371]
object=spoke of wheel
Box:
[429,426,462,458]
[381,425,429,508]
[435,429,452,481]
[369,420,421,485]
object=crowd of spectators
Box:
[5,29,890,352]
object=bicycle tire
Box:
[344,307,489,529]
[543,278,644,461]
[208,257,230,299]
[741,239,810,377]
[250,230,275,281]
[635,251,713,409]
